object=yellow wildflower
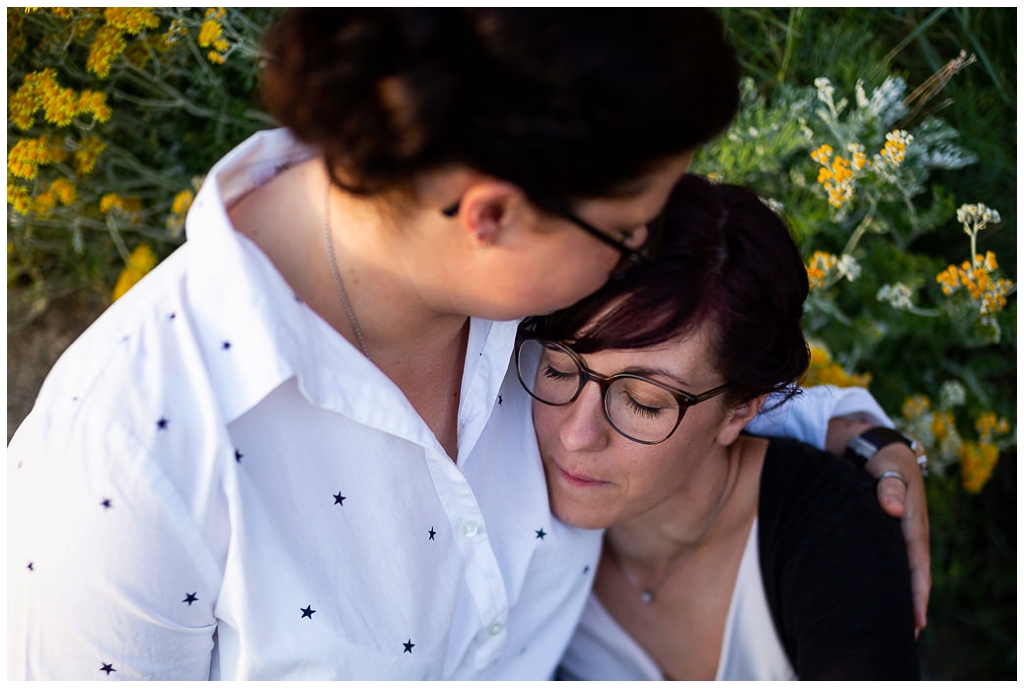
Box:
[959,440,999,494]
[975,412,1011,443]
[100,193,143,215]
[810,144,856,208]
[848,143,867,170]
[805,251,838,290]
[931,411,956,442]
[7,183,33,215]
[8,69,59,131]
[207,50,226,65]
[33,190,60,215]
[901,395,931,420]
[801,341,871,388]
[205,7,227,20]
[810,144,832,165]
[104,7,159,35]
[112,243,159,301]
[163,18,188,46]
[87,24,128,78]
[171,189,195,216]
[198,19,223,47]
[125,41,152,69]
[937,250,1015,318]
[100,193,123,213]
[49,178,77,206]
[7,136,64,180]
[77,90,112,123]
[878,129,913,169]
[8,11,28,62]
[49,7,72,18]
[41,84,80,126]
[74,135,107,177]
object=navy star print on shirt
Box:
[333,492,346,506]
[101,498,112,509]
[301,605,316,619]
[156,417,168,430]
[100,663,115,675]
[183,592,198,606]
[403,639,415,653]
[428,527,436,541]
[535,528,546,540]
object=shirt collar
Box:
[181,129,519,458]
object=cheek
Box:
[532,402,562,451]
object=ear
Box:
[457,181,530,247]
[715,394,768,447]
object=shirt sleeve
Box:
[8,411,223,680]
[745,385,893,449]
[757,439,920,679]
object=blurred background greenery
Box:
[6,8,1016,679]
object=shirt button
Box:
[488,621,504,636]
[462,521,480,537]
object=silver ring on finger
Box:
[878,470,909,489]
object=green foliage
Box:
[7,7,281,326]
[713,8,1016,678]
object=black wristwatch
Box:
[844,427,915,466]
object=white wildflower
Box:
[939,380,967,409]
[836,255,861,281]
[877,283,915,310]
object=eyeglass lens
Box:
[516,339,682,444]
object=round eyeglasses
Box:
[515,337,730,445]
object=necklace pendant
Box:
[640,590,655,604]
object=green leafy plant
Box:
[7,7,280,326]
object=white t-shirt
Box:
[7,128,890,680]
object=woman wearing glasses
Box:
[8,9,925,680]
[520,175,921,679]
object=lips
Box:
[552,460,608,488]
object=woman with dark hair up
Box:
[519,175,920,679]
[9,9,926,680]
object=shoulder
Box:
[757,435,905,577]
[755,436,919,679]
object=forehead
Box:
[576,324,719,387]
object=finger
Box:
[901,492,931,635]
[876,474,907,518]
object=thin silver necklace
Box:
[608,463,730,604]
[323,180,371,360]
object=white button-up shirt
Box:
[7,129,889,680]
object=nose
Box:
[558,380,611,453]
[625,222,650,251]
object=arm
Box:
[760,440,920,679]
[747,385,930,634]
[8,415,221,679]
[825,417,931,635]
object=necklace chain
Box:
[608,463,730,604]
[323,180,371,360]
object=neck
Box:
[605,442,738,576]
[317,162,473,359]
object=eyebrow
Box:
[617,364,700,391]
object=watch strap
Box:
[844,427,913,465]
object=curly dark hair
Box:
[260,9,740,201]
[522,174,811,408]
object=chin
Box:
[548,495,612,531]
